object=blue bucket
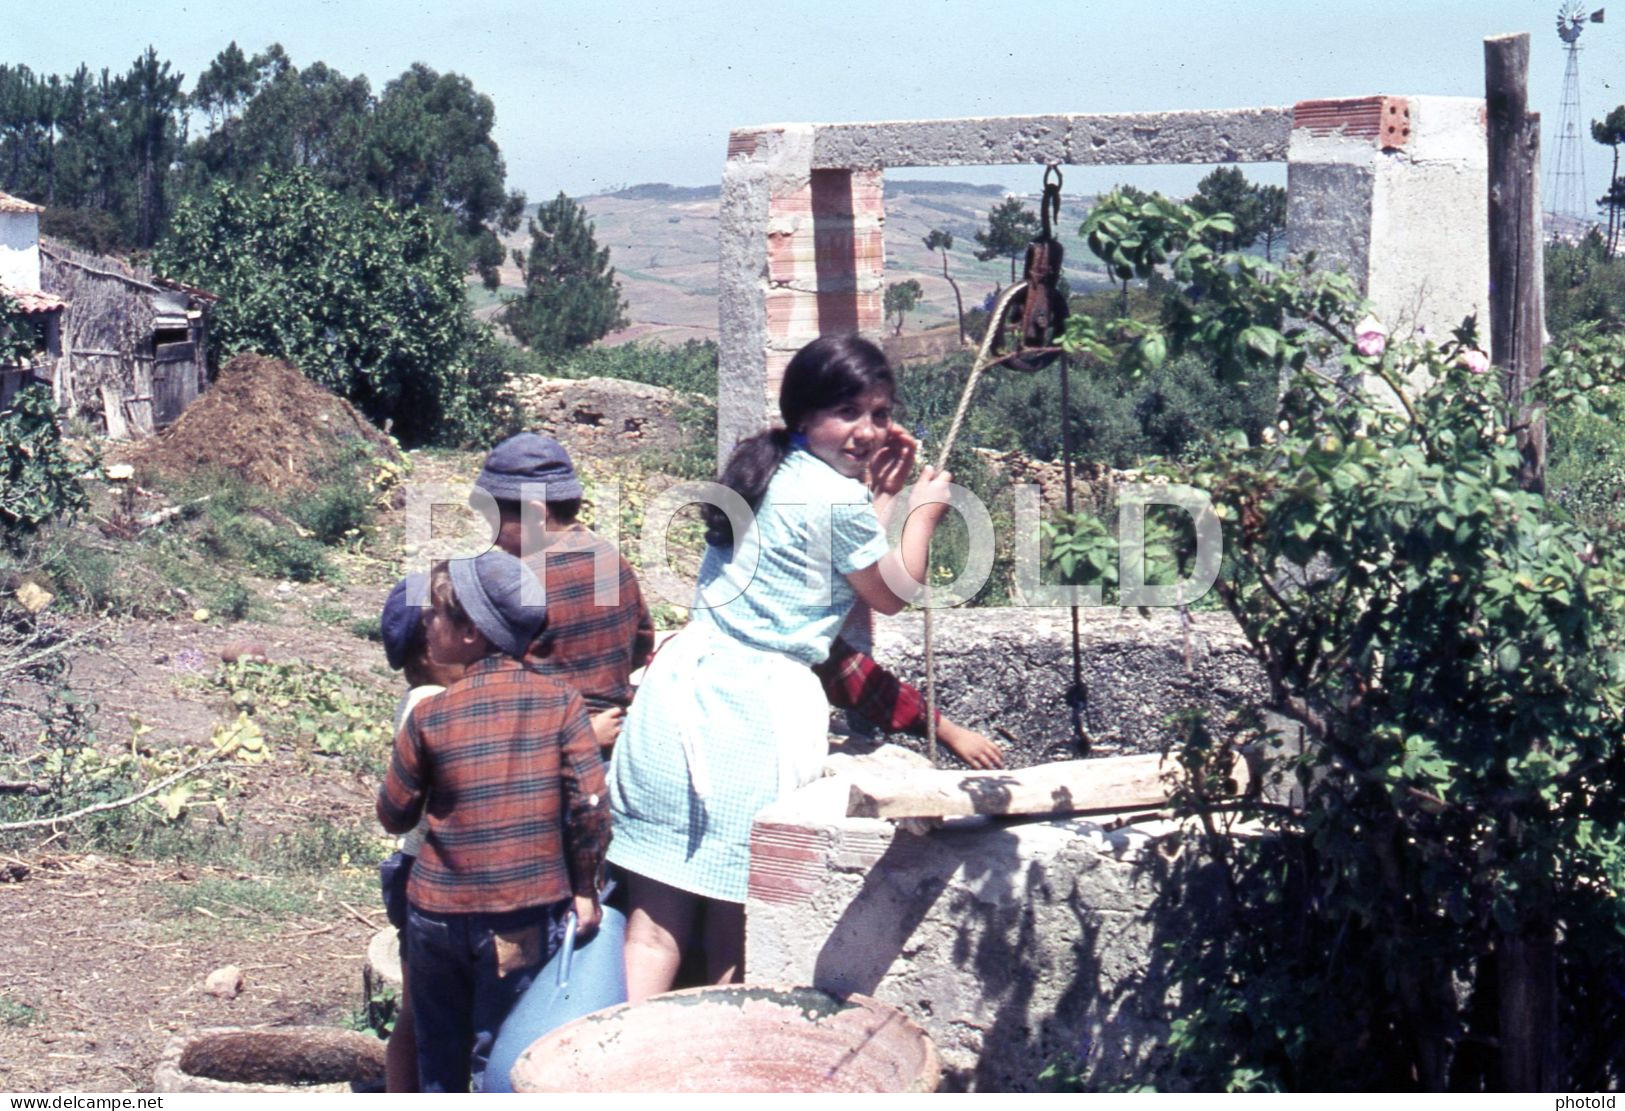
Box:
[483,904,628,1093]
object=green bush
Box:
[1040,188,1625,1091]
[0,386,92,539]
[294,478,372,545]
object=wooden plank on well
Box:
[845,752,1249,820]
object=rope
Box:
[917,285,1093,763]
[923,280,1034,765]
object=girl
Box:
[606,334,954,1001]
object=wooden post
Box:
[1485,32,1548,493]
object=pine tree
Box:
[503,192,627,354]
[974,196,1039,284]
[923,228,965,343]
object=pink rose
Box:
[1459,347,1490,374]
[1354,315,1387,357]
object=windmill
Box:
[1546,3,1606,232]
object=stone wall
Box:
[506,374,707,461]
[746,769,1230,1091]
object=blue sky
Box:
[6,1,1621,203]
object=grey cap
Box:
[474,433,583,502]
[448,551,546,659]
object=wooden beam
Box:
[1485,32,1548,493]
[845,752,1250,820]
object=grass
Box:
[158,867,378,939]
[309,601,354,626]
[0,995,42,1028]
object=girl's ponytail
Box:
[703,427,791,548]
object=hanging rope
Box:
[919,164,1092,764]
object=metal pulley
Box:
[985,164,1069,373]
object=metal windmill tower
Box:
[1547,3,1606,228]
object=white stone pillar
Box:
[1289,96,1490,354]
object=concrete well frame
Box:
[717,97,1491,456]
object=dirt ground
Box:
[0,449,486,1093]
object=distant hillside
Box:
[493,180,1121,345]
[608,183,721,202]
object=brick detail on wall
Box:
[1293,96,1411,150]
[727,128,781,160]
[762,168,886,346]
[748,821,834,906]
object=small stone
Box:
[220,641,269,664]
[104,463,135,481]
[276,583,293,595]
[204,965,244,999]
[192,608,211,623]
[15,582,52,614]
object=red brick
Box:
[1293,96,1410,150]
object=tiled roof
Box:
[0,190,43,214]
[1,285,66,313]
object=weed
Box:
[158,869,376,938]
[349,615,383,642]
[294,471,374,546]
[268,820,388,875]
[0,995,42,1028]
[348,983,399,1039]
[209,580,254,622]
[309,601,353,627]
[213,660,394,774]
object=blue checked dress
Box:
[607,449,891,902]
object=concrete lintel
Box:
[805,107,1292,169]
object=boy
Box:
[376,550,610,1093]
[473,433,654,751]
[376,572,466,1093]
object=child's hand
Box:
[938,718,1005,770]
[866,427,918,498]
[573,893,602,940]
[590,707,625,752]
[905,465,954,526]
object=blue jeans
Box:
[406,900,569,1093]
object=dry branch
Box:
[0,749,229,834]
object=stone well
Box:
[745,763,1229,1092]
[851,606,1268,766]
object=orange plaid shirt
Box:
[377,656,610,915]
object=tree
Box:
[1592,106,1625,257]
[1256,184,1287,260]
[974,196,1039,284]
[503,192,627,355]
[884,278,923,336]
[191,42,256,134]
[923,228,966,344]
[1188,166,1264,253]
[114,48,185,248]
[366,64,525,287]
[154,170,490,444]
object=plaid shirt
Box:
[521,524,654,710]
[377,656,610,916]
[812,635,938,736]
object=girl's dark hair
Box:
[703,334,895,548]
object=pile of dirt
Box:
[141,354,400,492]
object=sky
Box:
[6,1,1623,204]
